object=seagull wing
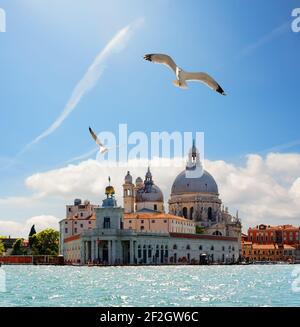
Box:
[89,126,104,147]
[183,72,226,95]
[144,53,177,74]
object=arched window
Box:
[173,244,177,250]
[183,207,188,219]
[212,231,222,236]
[186,244,190,250]
[208,207,212,220]
[190,207,194,220]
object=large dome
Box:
[171,170,218,195]
[136,184,164,202]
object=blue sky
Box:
[0,0,300,234]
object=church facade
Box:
[60,143,242,265]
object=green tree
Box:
[196,226,205,234]
[28,224,37,248]
[32,229,59,255]
[0,240,5,256]
[11,238,24,255]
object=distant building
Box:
[248,224,300,245]
[242,243,296,263]
[242,224,300,262]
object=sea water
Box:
[0,265,299,307]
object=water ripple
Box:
[1,265,299,307]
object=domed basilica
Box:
[123,142,241,239]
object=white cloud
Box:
[19,17,144,154]
[25,158,184,201]
[2,152,300,235]
[0,215,59,238]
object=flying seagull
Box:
[143,53,226,95]
[89,127,108,154]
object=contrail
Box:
[241,21,290,56]
[19,18,144,155]
[65,148,98,164]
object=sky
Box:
[0,0,300,236]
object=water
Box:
[0,265,299,307]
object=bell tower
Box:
[123,171,134,213]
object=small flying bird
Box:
[88,127,108,154]
[143,53,226,95]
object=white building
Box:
[60,142,242,265]
[61,183,240,265]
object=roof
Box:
[64,234,81,243]
[124,212,195,223]
[64,213,96,221]
[248,224,300,231]
[170,232,238,242]
[245,244,297,250]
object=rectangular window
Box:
[65,228,68,233]
[80,224,83,228]
[103,217,111,229]
[74,228,77,233]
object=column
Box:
[80,240,84,264]
[91,239,95,262]
[85,241,88,264]
[129,240,134,264]
[111,240,116,265]
[108,240,112,265]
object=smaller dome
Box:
[135,185,164,203]
[135,168,163,203]
[135,176,143,186]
